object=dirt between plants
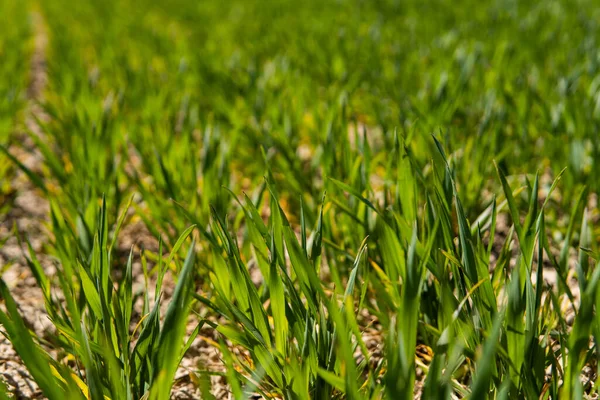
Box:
[1,10,52,399]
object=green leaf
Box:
[470,310,505,399]
[0,280,70,399]
[150,240,197,399]
[77,260,103,319]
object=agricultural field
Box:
[2,0,600,398]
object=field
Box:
[1,0,600,398]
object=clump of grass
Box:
[1,199,199,399]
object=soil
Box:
[1,10,51,399]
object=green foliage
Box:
[2,0,600,399]
[0,0,30,202]
[1,199,198,399]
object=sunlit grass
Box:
[2,0,600,399]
